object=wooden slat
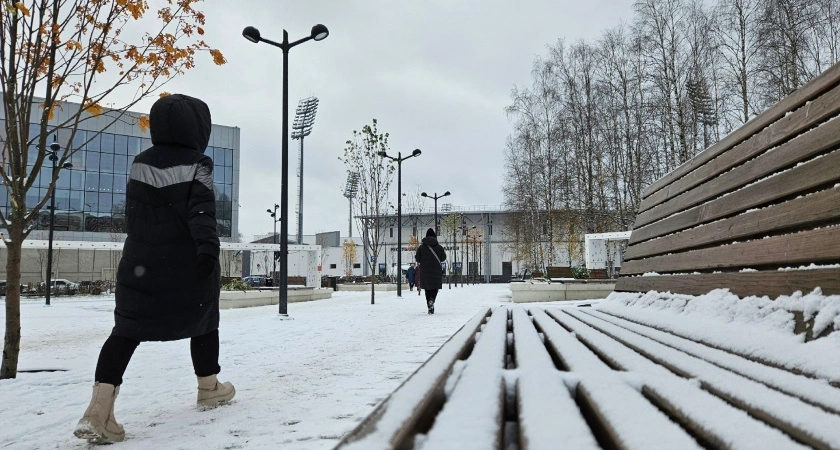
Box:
[614,268,840,297]
[562,309,840,449]
[639,81,840,214]
[422,308,508,449]
[583,309,840,415]
[635,117,840,229]
[510,308,599,449]
[625,187,840,260]
[531,309,700,449]
[643,60,840,200]
[548,309,806,449]
[335,307,490,449]
[623,227,840,275]
[628,148,840,245]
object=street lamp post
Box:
[266,204,280,284]
[378,149,421,297]
[45,142,72,306]
[420,191,450,236]
[243,24,329,316]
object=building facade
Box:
[0,99,240,242]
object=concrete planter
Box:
[335,283,408,292]
[219,287,332,309]
[510,281,615,303]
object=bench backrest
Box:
[616,62,840,298]
[546,266,573,279]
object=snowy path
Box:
[0,284,554,450]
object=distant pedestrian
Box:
[74,94,235,444]
[415,228,447,314]
[406,263,416,291]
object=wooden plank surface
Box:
[634,118,840,229]
[642,60,840,200]
[624,187,840,260]
[614,268,840,297]
[563,309,840,449]
[628,148,840,245]
[639,81,840,213]
[623,227,840,275]
[335,308,490,449]
[510,308,599,449]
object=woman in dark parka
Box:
[74,94,235,444]
[415,228,446,314]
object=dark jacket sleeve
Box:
[188,156,220,259]
[436,245,446,261]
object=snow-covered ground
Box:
[0,284,579,450]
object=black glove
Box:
[194,253,217,279]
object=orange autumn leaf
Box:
[158,91,171,98]
[138,115,150,133]
[83,101,103,116]
[209,49,226,65]
[14,2,30,16]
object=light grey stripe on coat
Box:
[130,163,198,189]
[194,163,214,191]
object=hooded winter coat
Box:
[112,94,221,341]
[415,229,446,290]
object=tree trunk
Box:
[370,281,375,305]
[1,227,24,379]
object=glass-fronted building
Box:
[0,100,240,241]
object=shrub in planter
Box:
[571,266,590,279]
[222,279,252,291]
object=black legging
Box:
[94,329,221,386]
[425,289,439,303]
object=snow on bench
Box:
[337,305,840,449]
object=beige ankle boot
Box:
[197,374,235,410]
[74,382,125,443]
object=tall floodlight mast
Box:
[291,96,319,245]
[343,171,360,237]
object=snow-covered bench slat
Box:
[544,308,805,449]
[583,308,840,413]
[509,308,600,449]
[618,60,840,299]
[561,308,840,449]
[335,307,491,449]
[420,307,508,449]
[530,308,702,449]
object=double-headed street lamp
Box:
[266,204,280,283]
[45,142,72,306]
[378,149,421,297]
[420,191,450,235]
[243,23,329,316]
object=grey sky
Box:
[149,0,635,241]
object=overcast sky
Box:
[145,0,635,241]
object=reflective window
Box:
[99,174,113,192]
[86,151,100,171]
[85,173,99,192]
[114,135,128,155]
[98,192,112,213]
[100,133,115,154]
[128,136,141,155]
[113,175,127,194]
[100,152,114,173]
[87,133,100,152]
[72,130,86,151]
[114,154,128,174]
[224,148,232,166]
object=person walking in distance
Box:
[406,263,416,291]
[415,228,447,314]
[74,94,235,444]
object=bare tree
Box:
[339,119,394,304]
[342,239,357,277]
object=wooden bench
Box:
[588,268,610,280]
[336,305,840,449]
[545,266,574,280]
[616,61,840,298]
[338,64,840,450]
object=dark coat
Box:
[415,236,446,290]
[112,94,221,341]
[406,266,415,284]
